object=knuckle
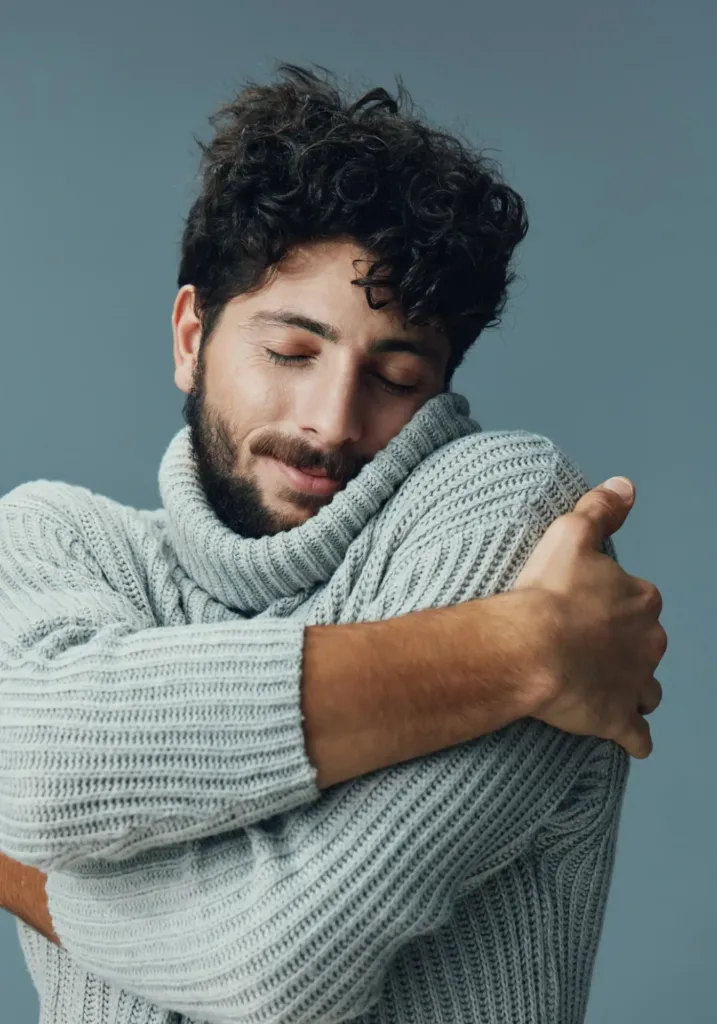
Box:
[638,579,663,615]
[553,510,578,532]
[633,722,652,757]
[562,511,593,543]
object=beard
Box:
[181,349,367,539]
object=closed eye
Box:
[265,349,419,395]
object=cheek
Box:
[215,360,283,416]
[231,370,290,446]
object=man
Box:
[0,64,664,1023]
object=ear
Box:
[172,285,202,394]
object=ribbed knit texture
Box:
[0,391,628,1024]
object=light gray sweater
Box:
[0,391,628,1024]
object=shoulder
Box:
[2,477,142,528]
[382,429,592,544]
[0,480,172,623]
[2,478,101,529]
[422,428,590,507]
[0,478,161,563]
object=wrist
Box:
[418,590,556,738]
[503,587,563,717]
[467,588,560,723]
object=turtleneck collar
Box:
[158,391,480,614]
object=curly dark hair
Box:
[177,63,528,384]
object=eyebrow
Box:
[244,308,445,372]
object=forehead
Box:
[227,238,449,354]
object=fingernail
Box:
[603,476,634,502]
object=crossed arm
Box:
[0,438,628,1023]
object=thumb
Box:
[572,477,636,541]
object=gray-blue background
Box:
[1,1,714,1020]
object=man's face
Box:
[172,238,450,538]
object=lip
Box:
[269,458,344,496]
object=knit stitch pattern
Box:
[0,392,628,1024]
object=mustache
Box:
[250,434,366,481]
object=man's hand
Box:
[0,851,59,945]
[514,476,666,759]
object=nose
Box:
[297,371,363,450]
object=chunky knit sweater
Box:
[0,391,628,1024]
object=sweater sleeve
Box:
[43,441,629,1024]
[0,487,321,870]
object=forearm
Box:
[44,720,595,1024]
[4,735,627,1023]
[1,538,550,872]
[303,588,549,789]
[0,442,555,870]
[2,589,546,958]
[0,605,322,869]
[5,738,626,1024]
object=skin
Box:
[174,237,452,537]
[1,236,453,943]
[0,851,58,945]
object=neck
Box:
[159,391,481,614]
